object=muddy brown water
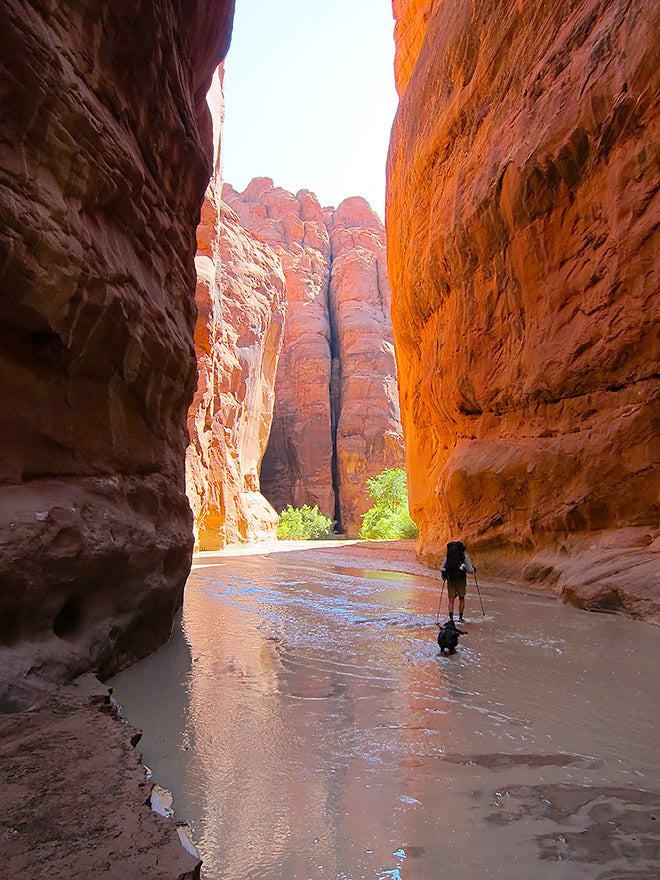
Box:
[111,544,660,880]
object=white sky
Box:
[222,0,399,219]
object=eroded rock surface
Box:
[0,675,200,880]
[0,0,234,698]
[186,184,286,550]
[387,0,660,618]
[224,180,404,534]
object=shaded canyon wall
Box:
[387,0,660,618]
[186,183,286,550]
[224,180,405,536]
[0,0,235,705]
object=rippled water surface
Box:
[111,544,660,880]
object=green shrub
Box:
[277,504,335,540]
[359,467,418,540]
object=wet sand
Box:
[111,540,660,879]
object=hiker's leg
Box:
[457,580,466,619]
[448,595,455,616]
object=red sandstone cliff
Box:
[224,179,336,518]
[0,0,235,704]
[387,0,660,618]
[224,180,405,535]
[327,198,405,534]
[186,184,285,549]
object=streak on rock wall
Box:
[327,198,405,534]
[387,0,660,619]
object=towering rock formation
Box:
[328,199,404,534]
[224,179,336,519]
[186,186,286,549]
[387,0,660,618]
[0,0,235,704]
[224,180,405,535]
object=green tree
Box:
[277,504,335,540]
[359,467,418,540]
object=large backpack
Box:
[445,541,465,575]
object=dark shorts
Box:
[446,575,467,599]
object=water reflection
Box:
[111,547,660,880]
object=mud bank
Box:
[0,675,200,880]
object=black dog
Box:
[436,619,466,655]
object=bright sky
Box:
[222,0,399,219]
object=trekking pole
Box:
[436,579,445,624]
[473,572,485,616]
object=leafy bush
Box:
[359,467,418,540]
[277,504,335,540]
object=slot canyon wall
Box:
[0,0,235,706]
[186,161,286,549]
[223,179,405,536]
[387,0,660,618]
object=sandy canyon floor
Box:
[111,539,660,880]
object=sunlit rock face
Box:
[328,198,405,534]
[224,180,404,535]
[387,0,660,618]
[187,185,286,550]
[392,0,441,95]
[0,0,235,703]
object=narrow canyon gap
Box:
[186,172,406,549]
[0,0,658,875]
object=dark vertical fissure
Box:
[326,226,343,532]
[375,257,384,313]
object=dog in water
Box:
[436,619,466,655]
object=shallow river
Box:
[111,543,660,880]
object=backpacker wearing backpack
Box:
[442,541,466,582]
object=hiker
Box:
[441,540,476,622]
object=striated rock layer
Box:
[0,0,235,704]
[387,0,660,619]
[224,180,405,535]
[186,183,286,550]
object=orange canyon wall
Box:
[224,179,336,520]
[224,179,405,536]
[0,0,235,705]
[387,0,660,618]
